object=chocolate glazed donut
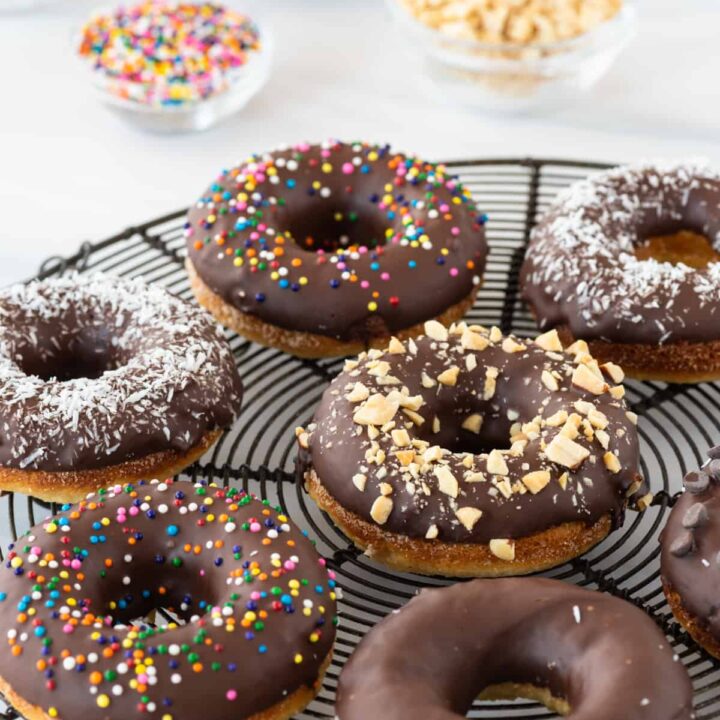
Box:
[521,161,720,382]
[0,274,242,503]
[185,140,487,358]
[661,447,720,659]
[298,322,645,577]
[336,578,694,720]
[0,480,338,720]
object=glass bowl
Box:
[75,6,272,133]
[385,0,637,114]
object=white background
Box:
[1,0,719,285]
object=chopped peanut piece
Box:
[545,434,590,469]
[398,394,424,411]
[421,372,437,388]
[545,410,568,427]
[370,496,393,525]
[502,337,526,353]
[625,479,642,497]
[602,362,625,384]
[379,482,393,496]
[346,382,370,403]
[352,473,367,492]
[595,429,610,449]
[489,538,515,561]
[541,370,559,391]
[425,524,439,540]
[566,339,590,357]
[535,329,563,352]
[456,507,483,531]
[403,409,425,426]
[522,470,551,494]
[603,451,621,474]
[461,329,489,351]
[637,493,654,511]
[489,326,502,343]
[387,337,406,354]
[465,471,486,483]
[484,367,499,400]
[587,409,609,430]
[461,413,483,434]
[424,445,444,463]
[368,361,391,377]
[435,465,459,497]
[391,429,411,447]
[560,413,582,440]
[353,393,399,426]
[424,320,448,342]
[395,449,416,466]
[572,364,608,395]
[438,366,460,386]
[487,449,509,476]
[295,427,309,449]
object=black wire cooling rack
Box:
[2,157,719,719]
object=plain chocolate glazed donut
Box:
[0,274,242,502]
[661,447,720,659]
[0,480,338,720]
[185,140,487,357]
[520,161,720,381]
[337,578,694,720]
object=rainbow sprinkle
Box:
[77,2,262,107]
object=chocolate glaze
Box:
[521,162,720,345]
[0,480,337,719]
[185,141,487,343]
[337,578,693,720]
[0,274,242,472]
[661,459,720,641]
[301,323,641,544]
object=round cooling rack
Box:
[2,157,719,719]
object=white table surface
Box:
[1,0,720,286]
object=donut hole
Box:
[635,226,720,269]
[478,683,569,716]
[283,203,389,253]
[101,581,218,630]
[116,606,187,630]
[16,324,120,382]
[431,409,513,456]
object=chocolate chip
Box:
[684,470,710,495]
[670,531,695,558]
[682,502,709,529]
[708,445,720,459]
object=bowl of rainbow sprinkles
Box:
[76,1,271,132]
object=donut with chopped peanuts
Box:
[298,321,645,577]
[521,161,720,382]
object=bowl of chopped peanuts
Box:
[386,0,637,113]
